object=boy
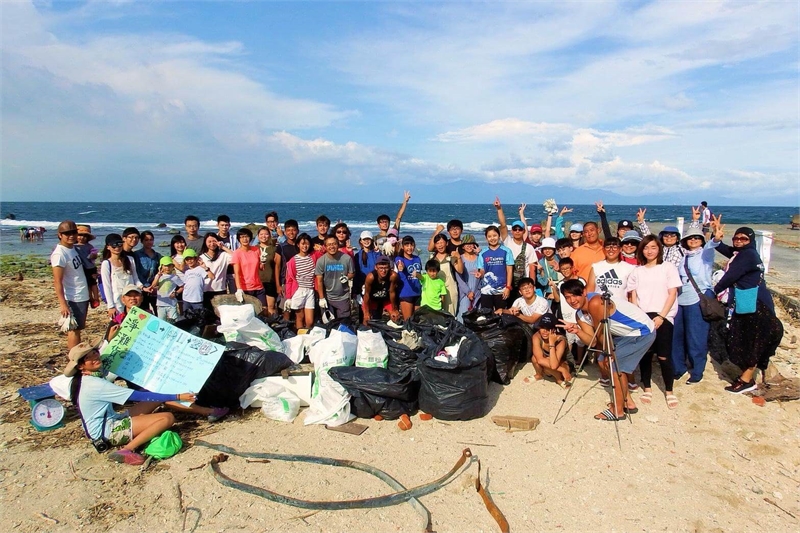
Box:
[555,238,573,259]
[415,260,447,311]
[149,256,184,322]
[181,249,214,315]
[496,277,549,325]
[375,191,411,249]
[75,224,101,308]
[311,215,331,252]
[531,313,572,386]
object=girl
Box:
[478,226,514,311]
[285,233,316,330]
[100,233,142,319]
[429,233,463,316]
[456,235,483,318]
[149,256,183,322]
[536,237,561,301]
[169,235,187,275]
[353,231,380,312]
[395,235,422,320]
[628,235,682,409]
[256,227,278,316]
[199,232,231,311]
[531,314,572,387]
[133,231,162,314]
[232,228,265,307]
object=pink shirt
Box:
[231,247,262,291]
[627,263,682,323]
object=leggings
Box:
[639,312,675,391]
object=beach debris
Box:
[491,415,540,431]
[324,422,368,436]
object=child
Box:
[415,259,447,311]
[75,225,101,308]
[150,256,184,322]
[478,225,514,311]
[181,249,213,315]
[536,237,561,300]
[497,277,550,326]
[285,233,317,331]
[395,236,422,319]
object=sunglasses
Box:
[732,236,750,242]
[336,231,347,234]
[109,242,123,247]
[512,227,525,231]
[60,230,78,236]
[687,236,703,240]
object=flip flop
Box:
[599,378,611,387]
[666,393,679,410]
[640,391,653,405]
[594,409,626,422]
[608,402,638,414]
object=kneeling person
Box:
[531,314,572,387]
[362,256,400,324]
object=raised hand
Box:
[712,214,724,241]
[493,196,502,209]
[691,205,701,221]
[636,207,646,223]
[518,203,527,215]
[435,223,445,233]
[560,206,573,216]
[403,191,411,203]
[595,201,605,213]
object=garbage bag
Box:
[264,315,298,341]
[386,339,421,379]
[305,329,357,426]
[328,366,419,402]
[217,305,284,352]
[173,307,216,337]
[261,392,301,422]
[196,342,294,408]
[356,328,389,368]
[349,393,418,420]
[143,430,182,459]
[464,309,530,384]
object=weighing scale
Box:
[18,384,65,431]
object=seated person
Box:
[495,277,550,327]
[531,314,571,386]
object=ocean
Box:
[1,201,797,258]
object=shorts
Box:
[612,332,657,374]
[291,287,316,310]
[68,300,89,330]
[157,305,179,322]
[262,279,278,298]
[104,416,133,446]
[364,299,394,320]
[244,288,267,307]
[399,296,420,306]
[328,298,352,318]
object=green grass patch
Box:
[0,254,52,278]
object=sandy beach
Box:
[0,232,798,532]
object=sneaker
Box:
[207,407,230,423]
[108,449,145,466]
[686,378,702,385]
[724,379,757,394]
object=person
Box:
[427,219,464,253]
[331,223,355,257]
[216,215,239,293]
[100,233,142,319]
[315,235,355,318]
[478,226,514,311]
[121,227,140,255]
[619,231,641,265]
[552,258,586,361]
[531,314,572,387]
[567,223,584,249]
[455,234,483,317]
[700,201,712,235]
[713,226,784,393]
[149,256,183,322]
[593,201,614,240]
[311,215,331,252]
[362,256,400,323]
[274,219,299,316]
[285,233,317,330]
[559,279,656,421]
[133,231,162,314]
[231,228,265,307]
[586,237,635,300]
[497,276,550,326]
[199,232,231,310]
[544,205,573,240]
[375,191,411,249]
[264,211,285,244]
[181,249,214,315]
[495,198,537,300]
[429,233,463,315]
[395,236,423,319]
[536,237,561,301]
[75,224,101,309]
[672,212,722,384]
[169,235,187,275]
[256,227,278,316]
[51,220,91,350]
[555,238,574,260]
[627,235,682,409]
[354,231,380,308]
[616,220,635,240]
[570,222,605,281]
[184,216,204,254]
[637,208,701,269]
[415,260,447,311]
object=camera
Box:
[91,437,111,453]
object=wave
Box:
[78,210,98,215]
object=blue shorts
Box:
[612,332,657,374]
[68,300,90,330]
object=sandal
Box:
[599,378,611,387]
[594,409,626,422]
[640,391,653,405]
[666,394,679,410]
[607,402,638,414]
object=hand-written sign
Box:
[100,307,223,394]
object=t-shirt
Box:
[155,273,184,307]
[182,266,208,303]
[479,246,514,295]
[293,255,316,289]
[396,256,422,298]
[185,236,204,254]
[420,274,446,310]
[278,241,299,284]
[76,376,134,440]
[314,252,354,301]
[591,260,636,300]
[258,244,276,283]
[571,243,605,281]
[74,243,97,271]
[201,251,230,292]
[627,263,682,323]
[134,249,162,285]
[51,245,90,302]
[511,295,550,317]
[579,294,655,337]
[231,247,263,291]
[503,237,538,269]
[311,235,327,251]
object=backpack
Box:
[512,243,528,287]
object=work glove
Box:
[283,299,292,312]
[235,289,244,303]
[318,298,328,309]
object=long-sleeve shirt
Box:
[677,239,720,306]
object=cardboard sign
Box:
[100,307,223,394]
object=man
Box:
[700,201,712,235]
[427,219,464,253]
[315,236,354,318]
[559,279,656,421]
[184,215,204,254]
[121,227,140,254]
[311,215,331,252]
[496,198,538,300]
[361,256,400,324]
[216,215,238,293]
[570,222,605,281]
[375,191,411,249]
[275,219,299,316]
[264,211,285,244]
[51,220,90,350]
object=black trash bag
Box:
[463,309,530,384]
[317,316,358,336]
[196,342,294,408]
[328,366,419,402]
[417,329,490,421]
[409,306,455,332]
[462,307,502,332]
[386,339,422,379]
[349,393,418,420]
[173,307,216,337]
[263,315,297,341]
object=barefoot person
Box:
[51,220,90,350]
[531,314,572,387]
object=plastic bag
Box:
[143,430,182,459]
[261,392,301,422]
[464,309,529,384]
[304,379,353,426]
[328,366,419,402]
[356,329,389,368]
[305,329,357,426]
[217,305,284,352]
[282,335,306,364]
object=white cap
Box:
[540,237,556,249]
[360,231,374,240]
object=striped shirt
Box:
[579,293,655,337]
[294,255,315,289]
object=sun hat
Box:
[64,341,99,377]
[540,237,556,249]
[159,256,174,267]
[360,230,374,240]
[529,224,543,234]
[680,227,706,249]
[511,220,526,229]
[122,284,142,295]
[569,223,584,233]
[76,224,95,241]
[621,230,642,244]
[182,248,198,258]
[105,233,123,247]
[459,234,476,246]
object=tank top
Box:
[369,271,391,300]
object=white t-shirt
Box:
[511,295,550,317]
[503,237,538,268]
[50,245,90,302]
[182,266,208,303]
[591,260,635,300]
[76,376,134,440]
[202,252,231,292]
[627,263,682,323]
[156,274,184,307]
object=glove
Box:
[235,289,244,303]
[339,274,349,285]
[318,298,328,309]
[260,251,269,263]
[283,299,292,312]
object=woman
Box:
[714,226,784,393]
[231,228,265,307]
[256,227,278,316]
[531,314,571,387]
[429,233,463,315]
[353,231,380,314]
[100,233,142,319]
[455,235,483,318]
[672,212,721,384]
[199,232,230,311]
[133,231,162,314]
[627,235,682,409]
[331,222,355,256]
[536,237,561,301]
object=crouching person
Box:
[531,314,572,387]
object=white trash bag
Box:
[261,392,301,422]
[282,335,306,364]
[217,304,283,352]
[304,329,357,426]
[356,329,389,368]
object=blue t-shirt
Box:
[396,255,422,298]
[134,249,162,286]
[354,249,380,294]
[479,245,514,294]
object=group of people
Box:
[19,225,46,241]
[50,194,784,461]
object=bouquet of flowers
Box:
[543,198,558,215]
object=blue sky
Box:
[2,0,798,205]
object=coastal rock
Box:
[167,228,179,234]
[156,222,167,228]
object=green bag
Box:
[143,430,183,459]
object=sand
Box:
[0,240,799,532]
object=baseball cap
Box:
[511,220,526,229]
[376,255,391,264]
[182,248,198,258]
[64,341,100,377]
[122,284,142,295]
[569,223,584,233]
[621,230,642,243]
[159,256,174,266]
[360,230,374,240]
[529,224,543,234]
[618,220,634,230]
[537,314,557,330]
[105,233,124,247]
[387,228,399,237]
[540,237,556,249]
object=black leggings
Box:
[639,312,675,391]
[479,293,508,311]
